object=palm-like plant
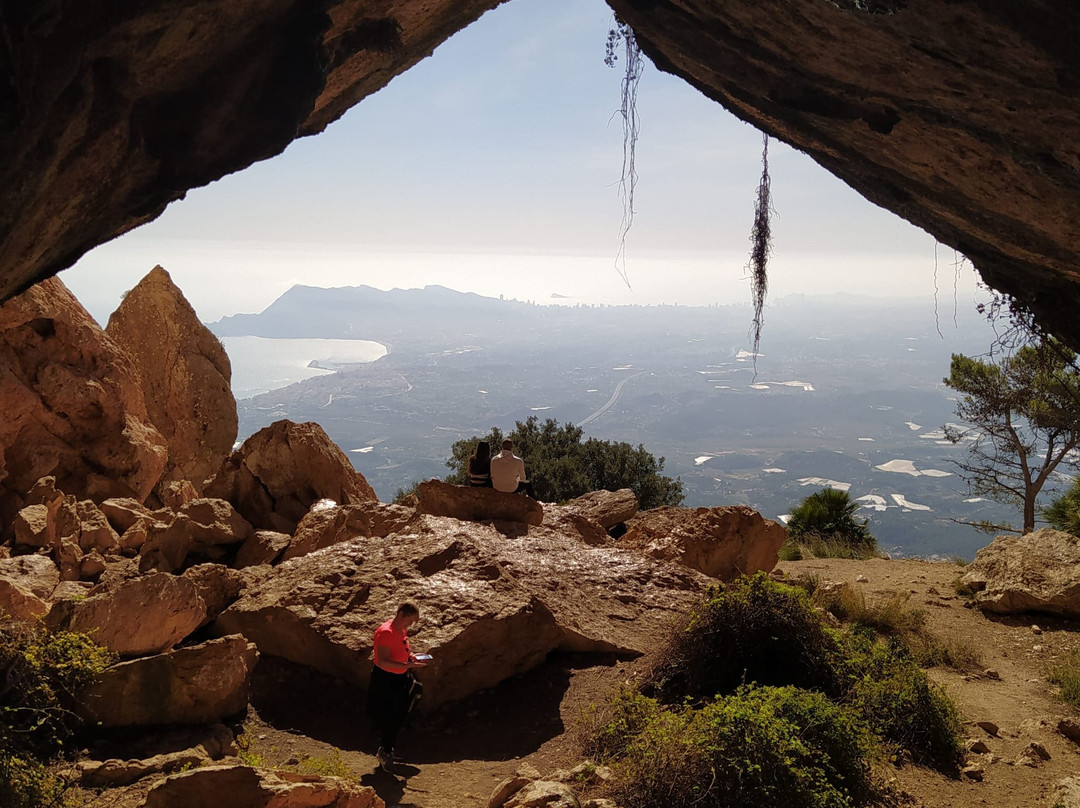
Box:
[1042,477,1080,537]
[786,488,876,556]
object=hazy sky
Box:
[62,0,981,324]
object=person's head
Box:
[395,601,420,629]
[501,438,513,452]
[471,440,490,464]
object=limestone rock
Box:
[141,764,384,808]
[204,420,376,534]
[217,514,707,705]
[961,529,1080,617]
[0,554,60,598]
[559,489,639,529]
[505,781,579,808]
[0,278,167,520]
[100,497,155,534]
[80,635,257,726]
[75,500,120,553]
[416,479,543,526]
[61,572,206,656]
[0,577,50,621]
[76,749,209,788]
[140,498,253,573]
[12,504,54,548]
[621,505,787,579]
[105,266,237,491]
[234,531,292,568]
[183,564,245,624]
[51,580,93,600]
[159,479,200,511]
[540,509,611,547]
[1050,777,1080,808]
[282,500,414,561]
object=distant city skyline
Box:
[61,0,981,325]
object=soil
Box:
[73,557,1080,808]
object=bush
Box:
[1048,649,1080,707]
[786,488,876,558]
[593,686,881,808]
[445,416,684,508]
[0,620,115,808]
[645,573,846,704]
[1043,476,1080,536]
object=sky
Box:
[61,0,983,325]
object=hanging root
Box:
[747,133,773,362]
[606,18,643,290]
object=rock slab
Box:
[961,529,1080,617]
[416,479,543,526]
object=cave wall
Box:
[1,0,1079,345]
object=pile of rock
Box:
[488,761,619,808]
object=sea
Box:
[220,336,387,399]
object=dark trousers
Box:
[367,666,413,751]
[514,481,537,498]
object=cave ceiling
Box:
[1,0,1078,346]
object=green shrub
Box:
[1048,649,1080,707]
[596,686,880,808]
[786,488,876,558]
[1042,476,1080,536]
[840,635,964,770]
[645,573,846,704]
[0,619,115,808]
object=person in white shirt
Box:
[489,439,536,498]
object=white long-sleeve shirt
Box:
[490,450,528,493]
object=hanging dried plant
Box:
[605,18,643,289]
[747,133,773,363]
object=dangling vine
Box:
[605,17,643,290]
[747,133,774,365]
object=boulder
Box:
[216,514,708,706]
[105,266,237,491]
[0,577,50,621]
[0,277,168,522]
[0,553,60,598]
[505,781,579,808]
[141,764,384,808]
[61,572,206,656]
[51,580,93,600]
[234,530,292,568]
[75,500,121,553]
[415,480,543,526]
[1051,777,1080,808]
[183,564,245,624]
[282,500,414,561]
[961,529,1080,617]
[12,504,54,548]
[54,537,83,582]
[80,635,258,726]
[158,479,200,511]
[140,498,253,573]
[100,497,155,534]
[559,489,639,529]
[204,420,377,534]
[621,505,787,580]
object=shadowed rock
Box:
[416,479,543,526]
[80,635,257,726]
[106,267,237,492]
[141,764,383,808]
[282,499,414,561]
[559,489,639,529]
[961,529,1080,617]
[621,505,787,580]
[204,420,376,534]
[0,278,167,522]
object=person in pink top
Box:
[367,602,428,773]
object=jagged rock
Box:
[80,551,107,581]
[100,497,155,534]
[216,514,707,706]
[559,489,639,529]
[282,499,414,561]
[105,266,237,491]
[1051,777,1080,808]
[12,504,54,548]
[51,580,93,600]
[550,763,613,786]
[505,781,579,808]
[75,500,120,553]
[183,564,245,624]
[0,573,50,621]
[234,530,292,569]
[580,801,620,808]
[159,479,200,511]
[140,498,253,573]
[0,278,167,521]
[0,554,60,598]
[961,529,1080,617]
[54,537,83,582]
[204,420,376,534]
[540,509,611,547]
[621,505,787,579]
[1058,716,1080,744]
[415,480,543,526]
[91,556,142,593]
[76,749,208,788]
[80,635,257,726]
[141,764,384,808]
[60,572,206,656]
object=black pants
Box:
[367,667,422,751]
[514,481,537,498]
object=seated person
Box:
[490,439,536,498]
[467,440,492,487]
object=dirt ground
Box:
[75,557,1080,808]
